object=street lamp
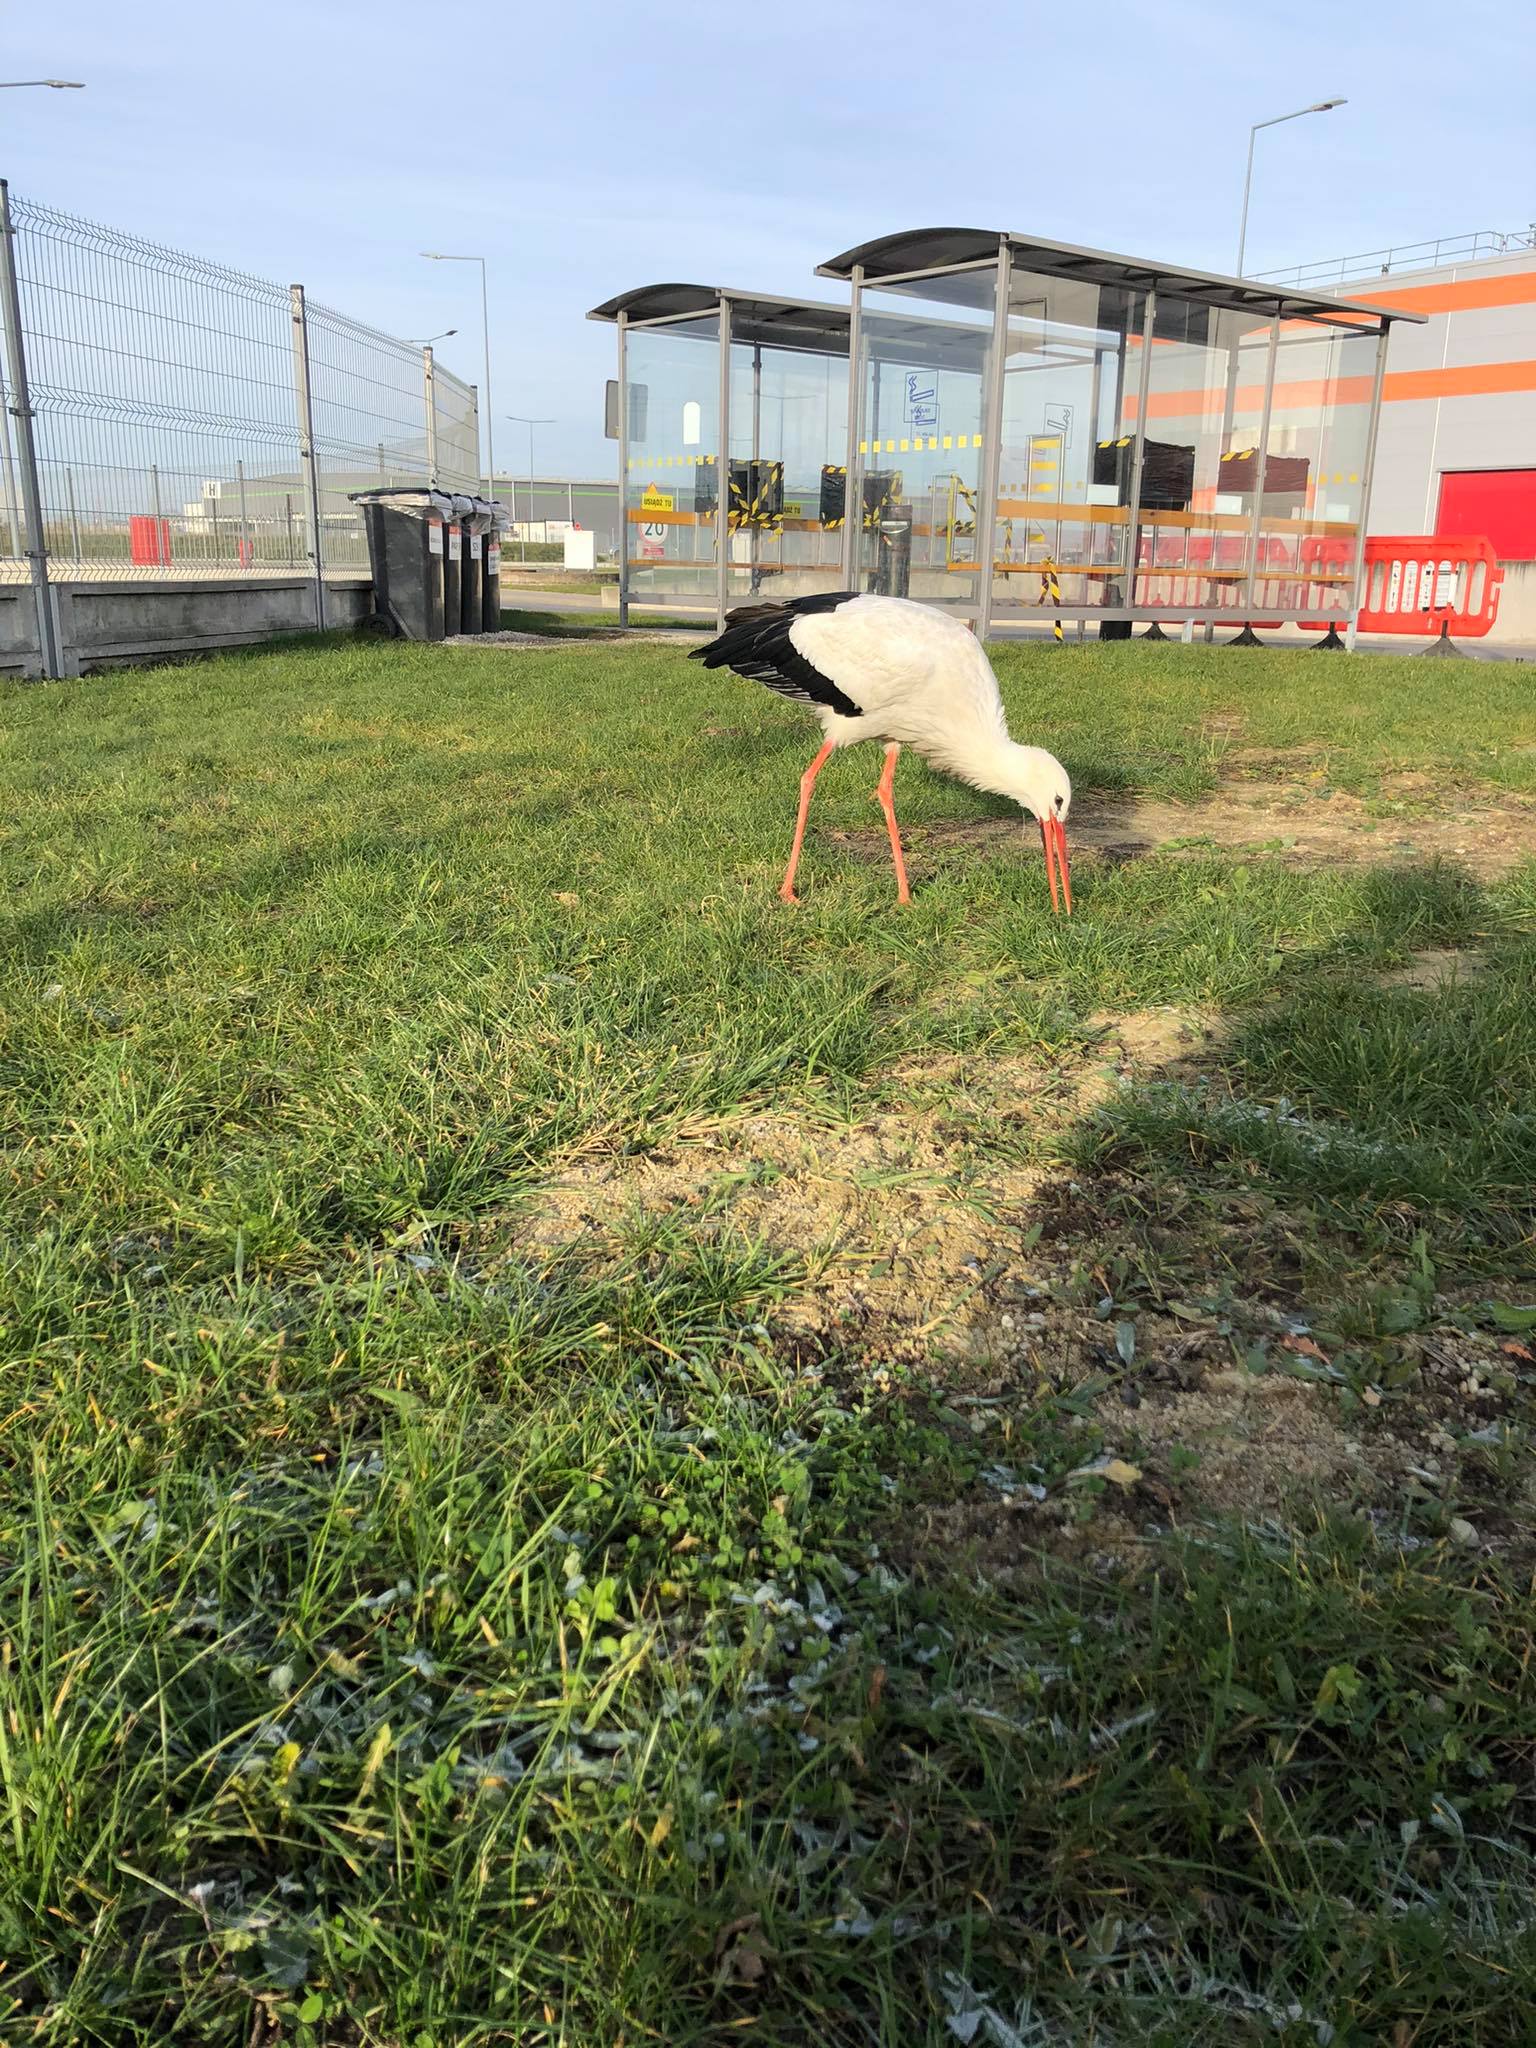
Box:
[1236,98,1347,274]
[507,414,554,559]
[420,253,493,502]
[408,327,457,345]
[0,79,85,89]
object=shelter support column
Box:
[973,238,1012,641]
[1123,286,1157,627]
[1345,326,1391,651]
[841,266,864,589]
[716,297,731,631]
[616,311,629,628]
[1241,313,1283,618]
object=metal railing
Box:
[1255,227,1536,290]
[0,181,480,626]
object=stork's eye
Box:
[1054,794,1065,813]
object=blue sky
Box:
[5,0,1532,479]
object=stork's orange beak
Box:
[1040,816,1072,915]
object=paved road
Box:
[497,589,1536,661]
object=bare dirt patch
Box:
[482,1000,1529,1547]
[1105,1371,1364,1515]
[499,1009,1220,1368]
[1379,947,1490,989]
[836,778,1536,881]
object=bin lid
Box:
[348,486,507,523]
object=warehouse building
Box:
[1257,230,1536,561]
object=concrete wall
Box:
[0,573,371,678]
[1354,251,1536,539]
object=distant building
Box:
[499,477,619,554]
[1261,230,1536,558]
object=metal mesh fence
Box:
[0,186,481,584]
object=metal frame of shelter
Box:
[593,234,1423,641]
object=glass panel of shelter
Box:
[852,265,998,613]
[1256,323,1378,626]
[993,271,1151,622]
[1134,299,1272,622]
[622,315,722,609]
[726,336,850,604]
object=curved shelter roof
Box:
[815,227,1424,328]
[587,285,852,355]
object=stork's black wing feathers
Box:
[689,590,864,718]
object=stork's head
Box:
[1008,746,1073,915]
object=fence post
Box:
[66,467,81,561]
[150,464,163,562]
[0,369,20,557]
[422,346,438,485]
[237,458,250,566]
[289,283,326,630]
[0,179,60,677]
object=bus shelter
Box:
[594,241,1419,638]
[588,286,854,620]
[816,229,1423,638]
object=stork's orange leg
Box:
[780,739,835,903]
[875,743,911,905]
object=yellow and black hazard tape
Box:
[1036,555,1064,643]
[948,477,977,538]
[1096,436,1133,450]
[729,466,785,533]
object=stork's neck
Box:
[945,735,1054,810]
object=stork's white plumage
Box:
[691,591,1073,910]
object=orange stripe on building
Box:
[1359,270,1536,316]
[1384,358,1536,402]
[1127,359,1536,421]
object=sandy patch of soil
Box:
[837,781,1536,881]
[475,983,1529,1547]
[500,1009,1220,1367]
[1379,947,1490,989]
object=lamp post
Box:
[420,253,493,502]
[506,414,553,562]
[408,327,457,345]
[1237,99,1347,274]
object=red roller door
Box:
[1436,469,1536,561]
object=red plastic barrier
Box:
[129,515,172,566]
[1357,534,1503,639]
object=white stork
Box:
[691,591,1073,911]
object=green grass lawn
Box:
[3,629,1536,2046]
